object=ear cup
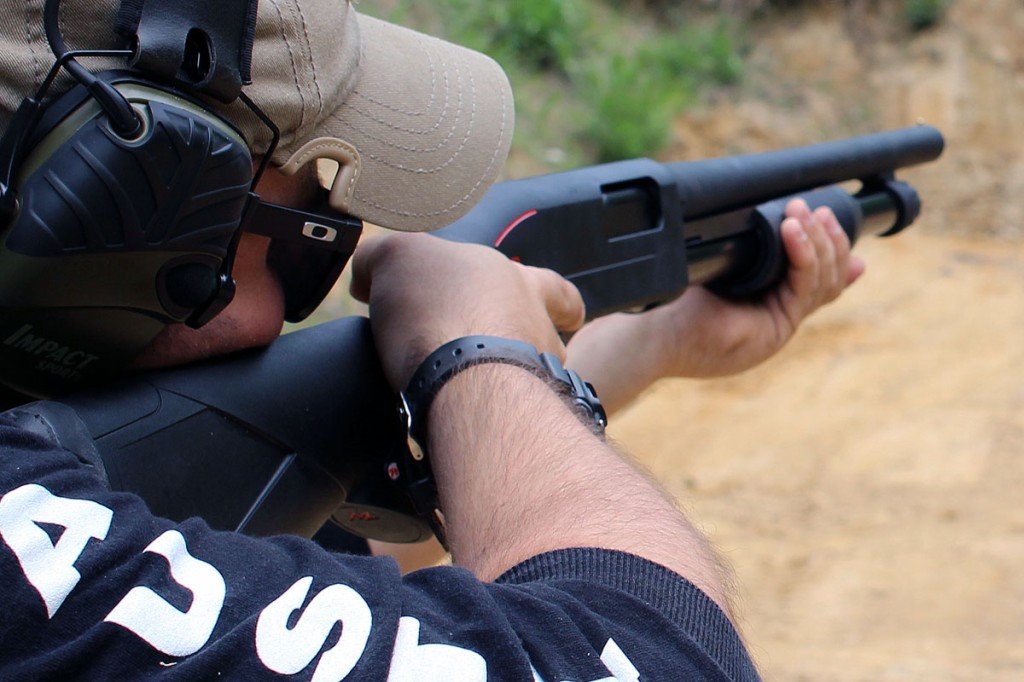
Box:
[0,82,254,397]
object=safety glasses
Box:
[241,189,363,322]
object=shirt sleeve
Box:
[0,419,759,681]
[492,549,760,681]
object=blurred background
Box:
[308,1,1024,678]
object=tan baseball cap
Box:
[0,0,514,232]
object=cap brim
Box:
[316,14,514,231]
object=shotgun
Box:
[9,125,945,545]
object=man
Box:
[0,1,861,679]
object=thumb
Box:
[526,265,586,333]
[349,236,390,303]
[846,255,867,286]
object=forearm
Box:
[429,364,730,609]
[566,309,674,415]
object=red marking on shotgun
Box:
[494,209,539,248]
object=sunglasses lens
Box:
[267,242,350,322]
[242,194,363,323]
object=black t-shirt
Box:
[0,417,760,680]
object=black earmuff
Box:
[0,75,254,397]
[0,0,363,399]
[0,0,266,398]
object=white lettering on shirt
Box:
[104,530,226,657]
[0,483,112,618]
[387,616,486,681]
[600,638,641,681]
[531,637,641,681]
[1,486,652,681]
[256,576,372,682]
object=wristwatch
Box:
[388,336,607,544]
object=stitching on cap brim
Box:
[314,14,513,231]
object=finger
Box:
[823,208,853,258]
[349,235,395,303]
[348,245,376,303]
[781,215,815,270]
[808,207,838,288]
[780,217,819,305]
[526,266,586,333]
[822,211,865,290]
[821,207,860,297]
[822,209,855,293]
[785,198,812,223]
[846,255,867,285]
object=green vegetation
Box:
[365,1,950,169]
[581,23,742,161]
[903,0,950,31]
[375,1,745,168]
[394,0,588,72]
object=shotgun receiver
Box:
[14,126,945,545]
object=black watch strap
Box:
[391,336,607,545]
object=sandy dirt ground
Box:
[610,230,1024,681]
[599,3,1024,678]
